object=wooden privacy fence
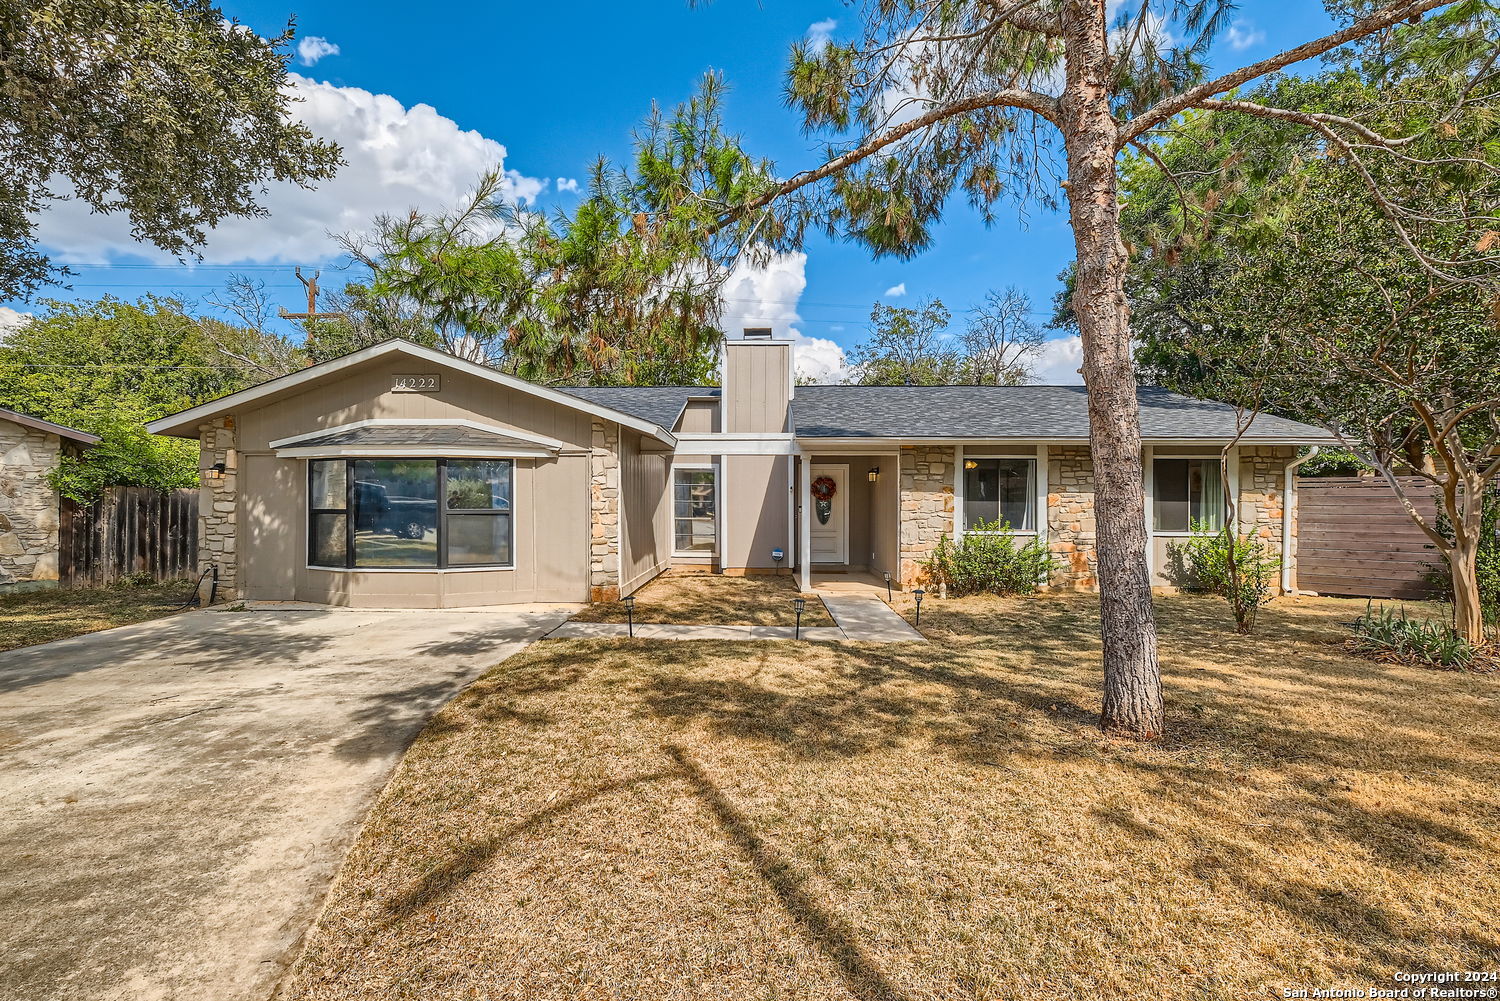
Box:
[60,487,198,586]
[1296,476,1440,600]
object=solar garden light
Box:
[793,597,806,640]
[912,588,926,628]
[623,594,635,638]
[772,547,784,574]
[883,571,892,603]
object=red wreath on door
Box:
[811,476,838,502]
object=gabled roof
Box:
[559,384,1335,443]
[144,340,677,445]
[0,406,101,445]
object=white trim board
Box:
[145,339,677,446]
[268,418,568,452]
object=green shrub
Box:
[922,520,1054,596]
[1349,602,1477,670]
[1166,520,1281,633]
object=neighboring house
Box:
[0,408,100,591]
[144,336,1335,608]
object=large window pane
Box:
[310,460,347,510]
[447,460,512,511]
[352,460,438,567]
[447,514,512,566]
[674,469,716,552]
[963,458,1035,532]
[1153,458,1225,532]
[310,512,347,567]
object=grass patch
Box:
[0,581,195,652]
[570,571,834,627]
[282,593,1500,1001]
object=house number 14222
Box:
[391,374,440,393]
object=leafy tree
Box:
[0,0,342,298]
[1119,24,1500,644]
[849,298,961,384]
[0,296,292,499]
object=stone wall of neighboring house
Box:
[1048,446,1099,589]
[898,444,955,588]
[198,417,238,601]
[0,420,64,587]
[588,419,621,602]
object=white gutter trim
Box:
[1281,446,1321,595]
[144,339,677,446]
[268,418,567,452]
[675,434,799,455]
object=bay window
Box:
[308,458,513,569]
[962,457,1037,532]
[1153,457,1225,533]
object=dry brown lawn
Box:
[570,571,835,627]
[283,593,1500,1001]
[0,581,194,652]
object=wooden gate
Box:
[1296,476,1440,600]
[60,487,198,586]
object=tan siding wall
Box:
[675,400,719,433]
[722,341,790,434]
[619,429,671,596]
[227,355,590,607]
[723,454,791,569]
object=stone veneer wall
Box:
[0,421,64,586]
[1238,445,1296,588]
[1048,446,1099,589]
[898,445,955,588]
[589,419,621,601]
[198,417,239,601]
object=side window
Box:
[673,468,717,553]
[1153,458,1225,533]
[963,458,1036,532]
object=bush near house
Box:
[923,520,1054,596]
[1166,522,1282,634]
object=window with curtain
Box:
[308,458,513,568]
[1153,457,1225,532]
[963,457,1036,532]
[673,467,717,553]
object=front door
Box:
[809,464,849,564]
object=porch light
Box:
[623,594,636,638]
[793,597,807,640]
[867,466,880,483]
[964,459,978,470]
[203,461,227,481]
[912,587,926,628]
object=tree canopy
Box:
[847,287,1044,385]
[0,0,342,298]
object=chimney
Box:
[722,333,792,433]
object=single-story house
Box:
[145,335,1335,608]
[0,407,100,591]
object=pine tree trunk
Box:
[1062,2,1163,739]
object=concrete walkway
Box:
[548,594,924,643]
[0,604,573,1001]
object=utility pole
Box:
[278,267,345,321]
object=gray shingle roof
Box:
[287,425,551,449]
[560,384,1332,442]
[560,386,718,431]
[0,406,100,445]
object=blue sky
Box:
[5,1,1340,381]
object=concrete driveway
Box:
[0,603,574,1001]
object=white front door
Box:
[809,464,849,564]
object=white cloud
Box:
[1225,20,1265,51]
[806,17,838,53]
[719,251,848,383]
[0,306,32,341]
[1030,335,1084,384]
[883,282,907,297]
[30,74,548,266]
[556,177,580,193]
[297,36,340,66]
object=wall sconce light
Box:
[867,466,880,483]
[964,459,978,470]
[203,461,227,481]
